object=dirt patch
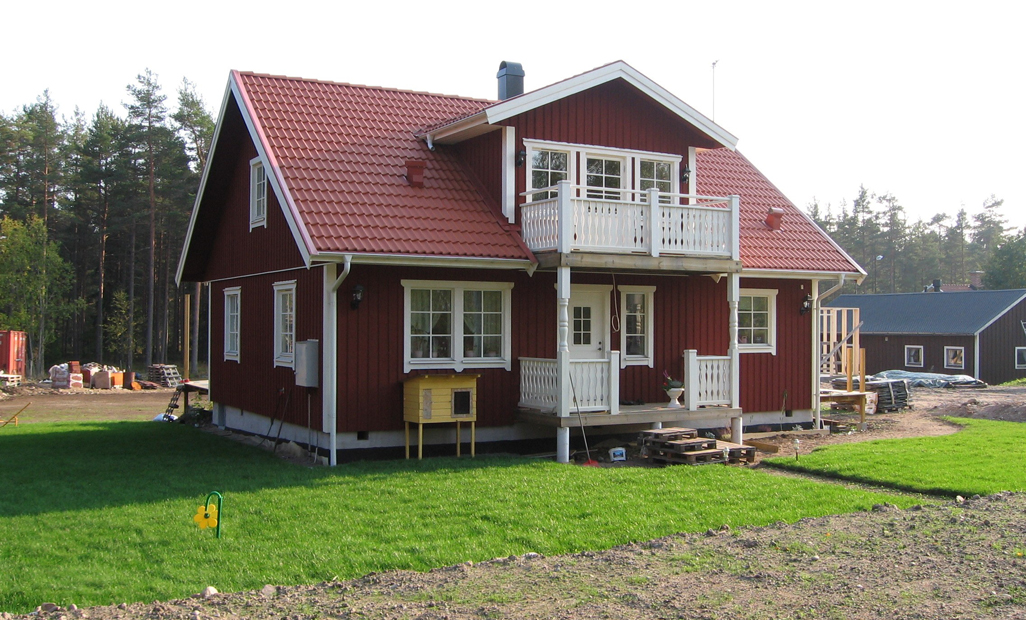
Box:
[0,384,183,423]
[5,385,1026,619]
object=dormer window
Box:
[250,157,267,229]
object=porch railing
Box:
[520,349,733,414]
[520,182,739,260]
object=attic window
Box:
[250,158,267,229]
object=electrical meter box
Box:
[403,374,479,423]
[295,340,319,388]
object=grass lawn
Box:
[764,417,1026,496]
[1,422,930,613]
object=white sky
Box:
[5,0,1024,231]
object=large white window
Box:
[403,280,513,373]
[524,139,680,203]
[738,289,777,355]
[250,158,267,229]
[944,346,964,370]
[905,345,923,368]
[619,285,655,367]
[224,287,241,362]
[1017,347,1026,370]
[273,280,296,368]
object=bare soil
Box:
[5,384,1026,620]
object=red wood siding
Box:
[737,278,813,413]
[210,267,323,427]
[453,130,503,213]
[861,334,976,377]
[979,300,1026,384]
[202,138,307,282]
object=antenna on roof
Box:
[711,60,719,121]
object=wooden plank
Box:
[745,439,780,453]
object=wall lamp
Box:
[799,294,813,315]
[680,165,691,186]
[515,150,527,167]
[351,284,365,310]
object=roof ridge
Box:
[235,71,496,104]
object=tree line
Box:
[0,70,214,377]
[807,187,1024,295]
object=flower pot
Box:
[665,387,684,408]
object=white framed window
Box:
[402,280,514,373]
[618,285,655,367]
[738,289,777,355]
[273,280,296,368]
[1016,347,1026,370]
[529,149,570,200]
[905,345,923,368]
[224,287,241,362]
[250,157,267,229]
[523,139,680,204]
[944,346,964,370]
[584,155,624,200]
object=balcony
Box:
[520,181,740,264]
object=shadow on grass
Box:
[0,421,540,517]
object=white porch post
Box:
[556,265,571,463]
[608,351,620,415]
[727,272,740,409]
[648,187,661,258]
[682,349,699,410]
[811,280,821,430]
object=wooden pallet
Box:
[648,448,727,465]
[716,440,757,464]
[639,427,756,466]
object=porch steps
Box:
[638,427,756,466]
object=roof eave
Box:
[314,252,537,271]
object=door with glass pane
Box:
[569,288,609,359]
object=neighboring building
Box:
[827,289,1026,384]
[177,61,865,464]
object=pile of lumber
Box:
[830,377,911,411]
[147,364,182,388]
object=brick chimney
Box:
[405,160,426,188]
[765,207,785,231]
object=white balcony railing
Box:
[520,182,739,260]
[520,349,733,414]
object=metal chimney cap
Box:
[496,61,525,78]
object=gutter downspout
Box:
[812,274,846,430]
[324,255,352,466]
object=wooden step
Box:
[647,448,727,465]
[639,427,697,441]
[716,440,757,464]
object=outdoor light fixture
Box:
[800,294,813,315]
[680,165,692,186]
[351,284,365,310]
[515,150,526,167]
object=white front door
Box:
[569,288,610,359]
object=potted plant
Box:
[662,370,684,409]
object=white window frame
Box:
[523,139,680,204]
[944,346,965,370]
[402,280,514,373]
[737,288,777,355]
[905,345,924,368]
[582,152,627,201]
[1016,347,1026,370]
[223,286,241,362]
[273,280,296,369]
[250,157,267,229]
[618,285,655,368]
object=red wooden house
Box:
[177,61,865,464]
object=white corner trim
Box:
[502,126,516,223]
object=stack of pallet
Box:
[147,364,182,388]
[830,377,911,411]
[639,427,756,465]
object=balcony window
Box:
[530,150,568,200]
[639,160,673,203]
[585,157,622,200]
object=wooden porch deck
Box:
[517,404,743,428]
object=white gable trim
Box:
[231,72,315,267]
[426,62,738,150]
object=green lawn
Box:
[1,422,929,613]
[764,417,1026,496]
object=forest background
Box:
[1,71,1023,377]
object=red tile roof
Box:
[234,71,861,275]
[697,148,863,274]
[236,72,532,261]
